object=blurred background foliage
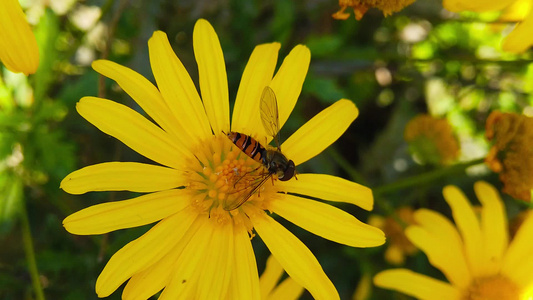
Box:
[1,0,532,299]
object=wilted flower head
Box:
[485,111,533,202]
[404,114,460,166]
[333,0,416,20]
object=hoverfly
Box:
[224,86,296,210]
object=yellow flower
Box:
[61,19,385,299]
[0,0,39,74]
[332,0,416,20]
[485,111,533,202]
[442,0,533,53]
[259,255,304,300]
[404,114,460,166]
[374,181,533,300]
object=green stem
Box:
[373,157,486,196]
[20,203,46,300]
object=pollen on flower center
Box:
[463,275,520,300]
[185,134,273,224]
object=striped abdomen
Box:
[226,132,265,162]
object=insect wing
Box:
[223,172,272,211]
[260,86,281,147]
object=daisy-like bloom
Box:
[368,207,418,265]
[332,0,415,20]
[0,0,39,74]
[61,19,385,299]
[259,255,304,300]
[374,181,533,300]
[485,111,533,202]
[404,114,460,166]
[443,0,533,53]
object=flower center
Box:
[185,135,275,225]
[463,275,520,300]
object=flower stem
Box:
[20,203,46,300]
[373,157,486,196]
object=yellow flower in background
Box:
[404,114,460,166]
[61,19,385,299]
[333,0,416,20]
[259,255,304,300]
[374,181,533,300]
[0,0,39,74]
[485,111,533,202]
[443,0,533,53]
[368,207,418,265]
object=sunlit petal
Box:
[193,19,229,134]
[232,43,280,138]
[249,210,339,300]
[0,0,39,74]
[60,162,185,195]
[266,277,304,300]
[148,31,212,143]
[158,218,215,299]
[122,217,204,300]
[407,209,471,288]
[270,45,311,140]
[196,223,233,300]
[475,181,508,274]
[502,211,533,287]
[228,225,260,300]
[443,0,515,12]
[76,97,187,169]
[275,173,373,210]
[91,60,188,144]
[443,185,484,277]
[270,194,385,247]
[63,189,190,235]
[95,208,198,297]
[282,99,358,166]
[502,5,533,53]
[259,255,284,299]
[374,269,462,300]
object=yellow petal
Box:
[250,211,339,300]
[443,185,484,277]
[63,189,190,235]
[275,173,373,210]
[502,4,533,53]
[281,99,358,166]
[196,223,234,300]
[193,19,230,134]
[499,0,531,21]
[122,217,204,300]
[148,31,212,143]
[502,211,533,287]
[374,269,461,300]
[91,60,188,144]
[0,0,39,74]
[475,181,508,275]
[270,194,385,247]
[60,162,185,195]
[443,0,515,12]
[270,45,311,139]
[266,277,305,300]
[76,97,187,169]
[259,255,284,299]
[158,218,215,299]
[232,43,280,137]
[407,209,471,288]
[228,225,260,300]
[95,208,198,297]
